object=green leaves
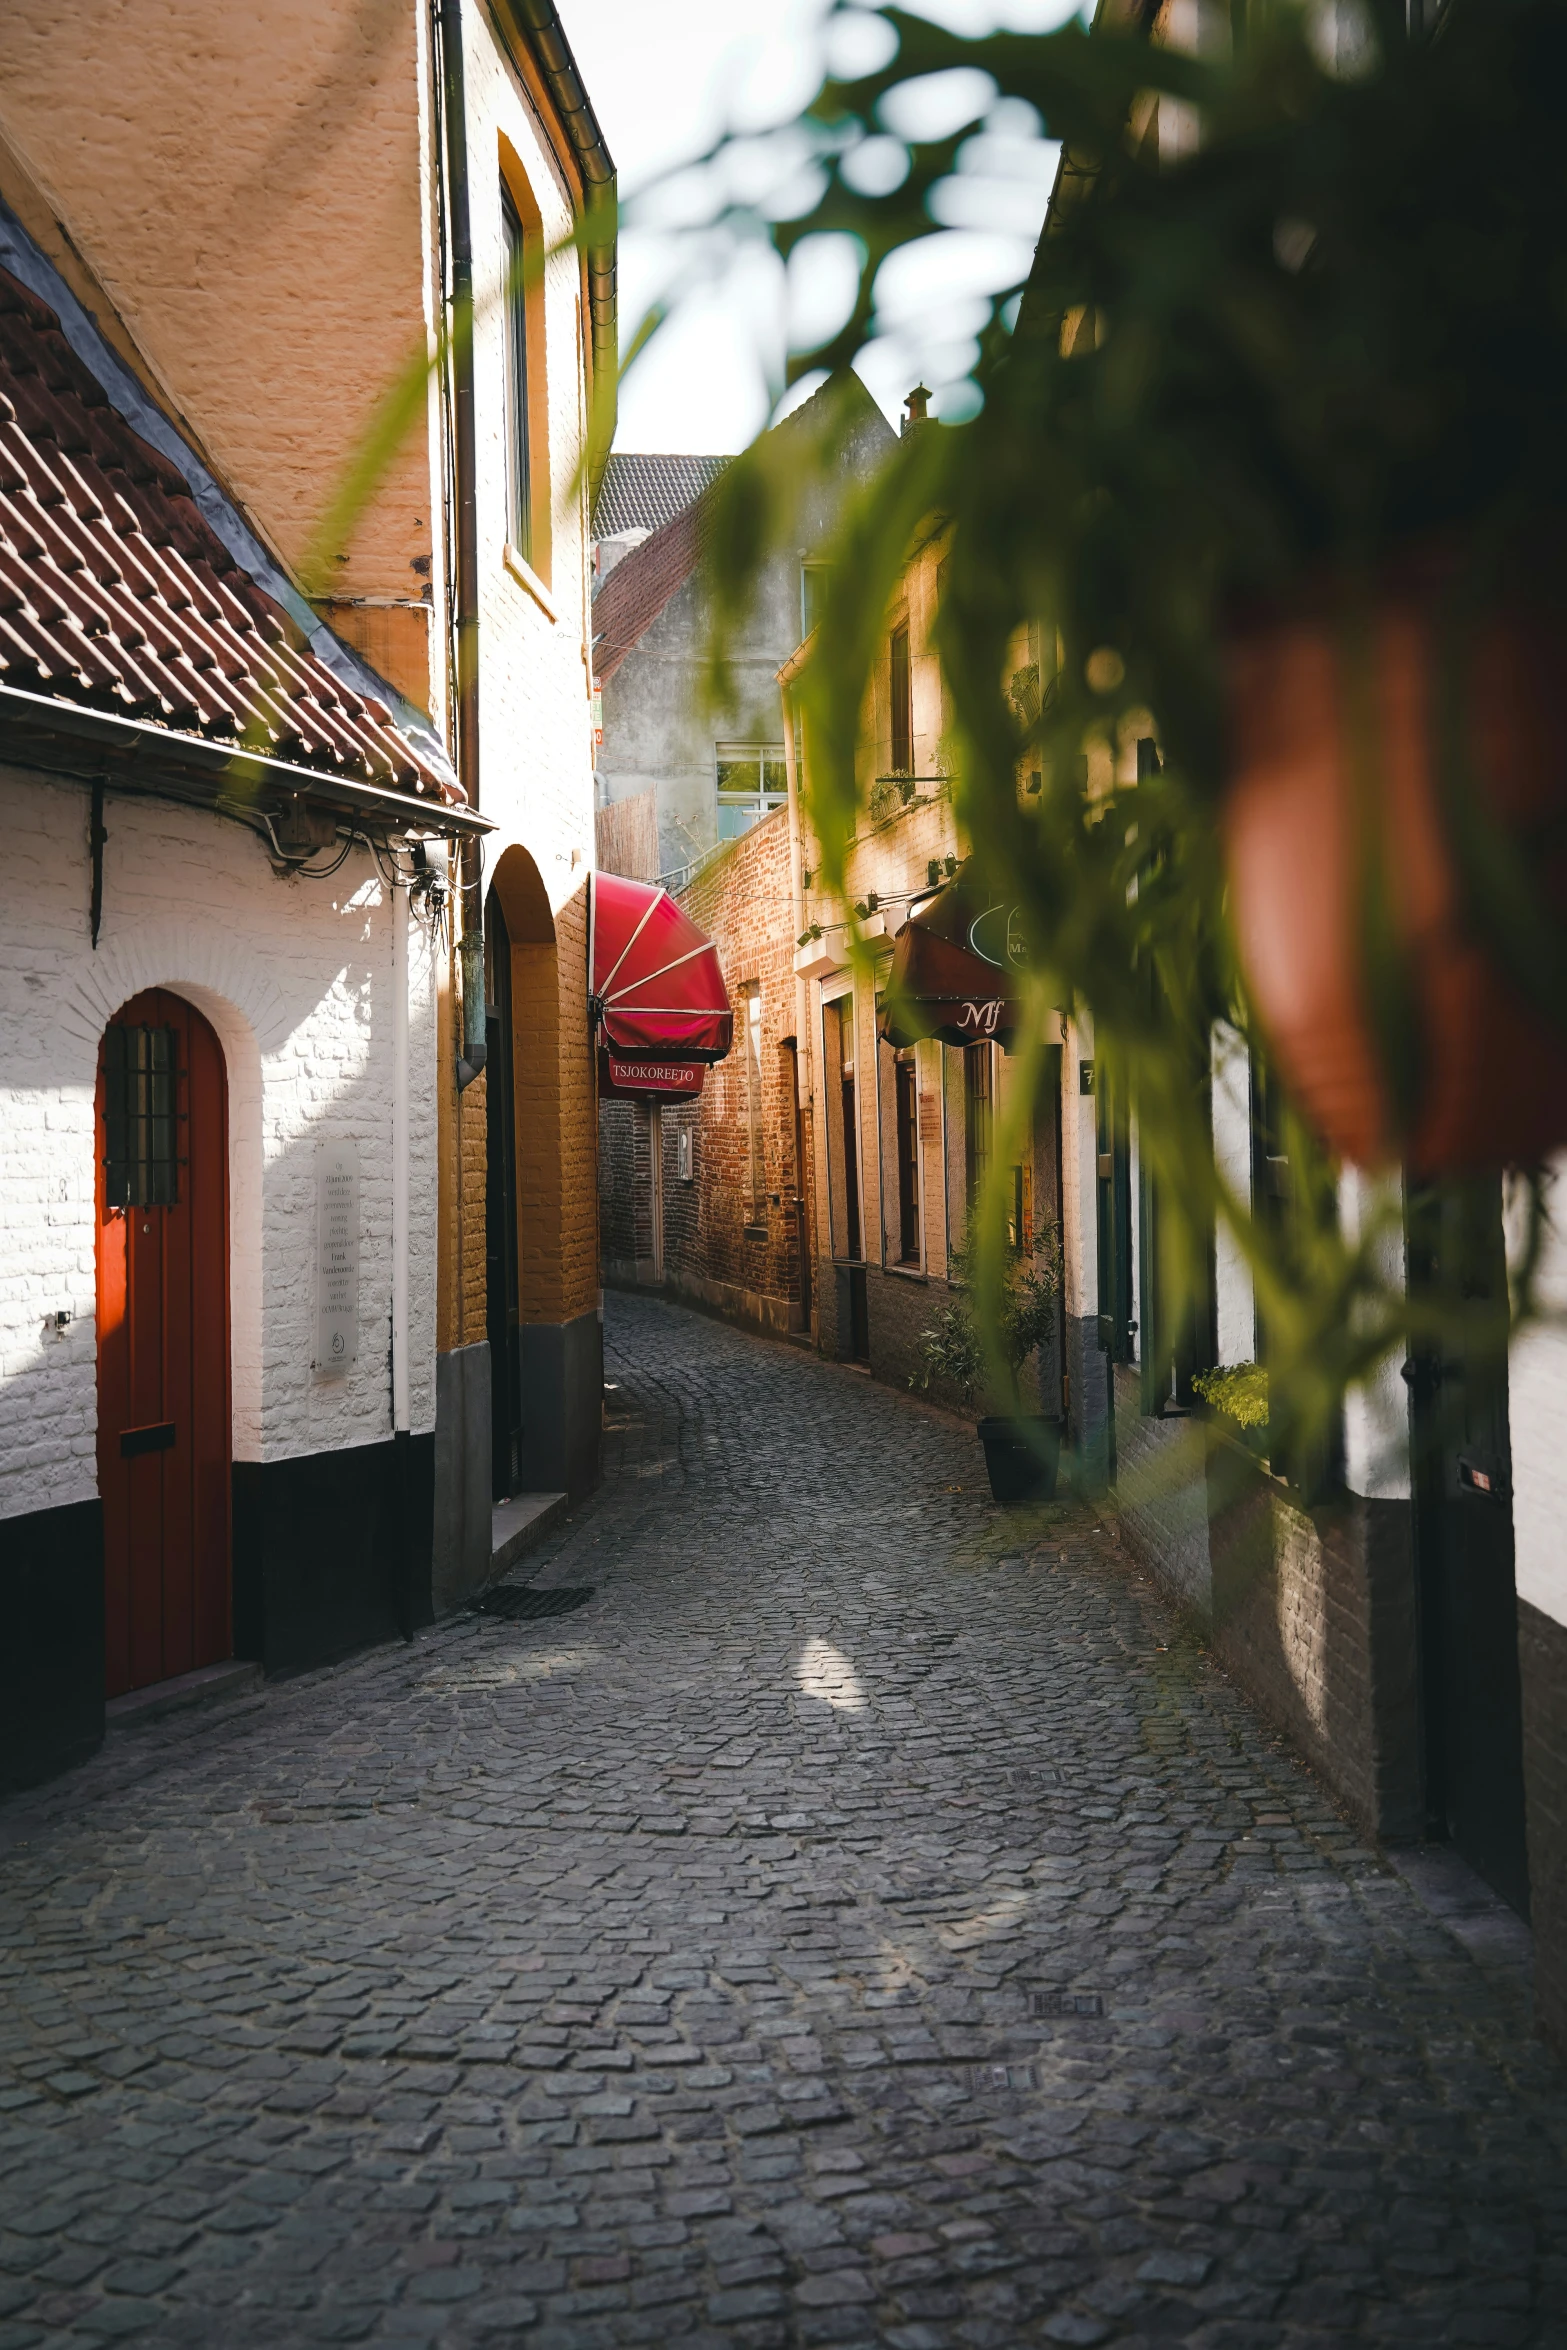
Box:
[676,0,1565,1429]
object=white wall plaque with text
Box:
[314,1141,359,1375]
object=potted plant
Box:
[694,0,1564,1367]
[914,1222,1063,1504]
[1192,1362,1270,1462]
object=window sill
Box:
[504,543,556,621]
[883,1261,928,1283]
[743,1223,768,1241]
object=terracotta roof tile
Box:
[0,267,453,802]
[592,452,728,540]
[590,491,712,686]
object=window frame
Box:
[500,182,533,566]
[889,620,913,776]
[715,741,788,842]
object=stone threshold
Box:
[106,1659,264,1731]
[492,1491,569,1579]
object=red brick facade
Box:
[597,807,813,1337]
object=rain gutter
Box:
[0,682,493,839]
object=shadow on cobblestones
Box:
[2,1292,1565,2348]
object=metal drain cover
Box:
[473,1585,595,1621]
[1029,1989,1104,2018]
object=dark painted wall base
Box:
[234,1434,435,1677]
[433,1343,492,1613]
[519,1310,602,1501]
[0,1497,104,1794]
[1520,1598,1567,2056]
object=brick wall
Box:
[668,810,804,1331]
[1110,1366,1213,1614]
[1114,1419,1423,1843]
[598,1098,653,1278]
[0,1,605,1399]
[0,770,440,1524]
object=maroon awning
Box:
[878,870,1027,1048]
[598,1050,706,1102]
[590,871,732,1063]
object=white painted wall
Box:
[1211,1021,1256,1367]
[1508,1157,1567,1628]
[1061,1014,1098,1324]
[1338,1168,1411,1503]
[0,769,438,1526]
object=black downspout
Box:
[440,0,486,1089]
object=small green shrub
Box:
[1192,1362,1270,1431]
[913,1220,1062,1406]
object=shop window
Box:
[1095,1063,1134,1363]
[716,743,788,841]
[894,1046,920,1265]
[963,1041,991,1214]
[824,992,863,1262]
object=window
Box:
[1095,1062,1134,1363]
[801,561,830,639]
[103,1025,179,1208]
[716,743,787,841]
[963,1041,991,1214]
[894,1047,920,1265]
[889,621,913,775]
[501,185,532,564]
[825,993,863,1261]
[743,990,765,1216]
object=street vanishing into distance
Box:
[1,1296,1562,2350]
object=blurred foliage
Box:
[914,1216,1063,1408]
[1193,1360,1270,1430]
[682,0,1565,1450]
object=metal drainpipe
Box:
[440,0,486,1088]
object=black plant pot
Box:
[977,1416,1061,1506]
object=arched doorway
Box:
[485,845,559,1500]
[95,989,232,1696]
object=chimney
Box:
[901,384,931,435]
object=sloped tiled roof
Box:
[592,452,728,541]
[591,490,712,687]
[0,267,453,802]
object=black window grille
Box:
[104,1026,179,1207]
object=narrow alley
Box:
[1,1296,1563,2350]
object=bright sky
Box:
[556,0,1078,456]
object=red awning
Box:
[598,1050,706,1102]
[878,868,1027,1049]
[590,871,733,1063]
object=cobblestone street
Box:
[2,1294,1565,2349]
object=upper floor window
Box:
[889,621,913,775]
[801,561,831,640]
[716,743,787,841]
[501,185,533,565]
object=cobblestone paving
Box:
[2,1293,1566,2350]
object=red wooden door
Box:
[95,989,232,1697]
